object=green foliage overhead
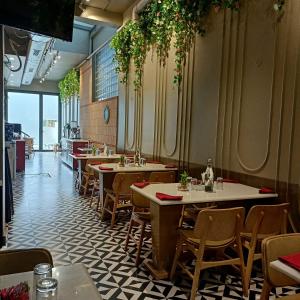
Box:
[110,0,284,90]
[58,69,80,103]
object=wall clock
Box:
[103,105,110,124]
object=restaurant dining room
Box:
[1,0,300,299]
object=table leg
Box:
[78,160,82,186]
[144,202,182,280]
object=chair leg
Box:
[110,201,118,229]
[190,259,202,300]
[245,246,256,288]
[170,238,183,280]
[83,178,89,196]
[135,223,145,267]
[101,195,109,221]
[124,218,134,251]
[260,280,271,300]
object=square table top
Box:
[90,162,177,174]
[130,182,278,206]
[0,263,102,300]
[69,153,121,160]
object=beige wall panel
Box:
[235,0,276,174]
[126,66,136,150]
[161,46,179,159]
[141,52,157,155]
[189,13,224,165]
[276,0,300,183]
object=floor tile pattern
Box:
[6,153,300,299]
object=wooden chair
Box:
[179,203,218,227]
[24,137,34,159]
[0,248,53,276]
[241,203,289,288]
[260,233,300,300]
[80,160,102,196]
[148,171,176,183]
[102,172,144,228]
[124,191,151,266]
[170,207,247,300]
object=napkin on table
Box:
[156,192,183,201]
[165,163,177,169]
[259,187,274,194]
[223,178,240,183]
[279,252,300,271]
[133,182,150,188]
[99,166,113,171]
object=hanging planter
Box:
[58,69,80,103]
[110,0,284,90]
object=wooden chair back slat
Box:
[194,207,245,246]
[149,171,176,183]
[244,203,289,235]
[112,172,144,195]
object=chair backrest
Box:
[85,159,103,173]
[112,172,144,195]
[244,203,289,235]
[194,207,245,247]
[132,191,150,209]
[149,171,176,183]
[0,248,53,276]
[262,233,300,287]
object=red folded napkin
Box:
[147,160,162,164]
[99,166,113,171]
[223,178,240,183]
[259,187,274,194]
[156,192,183,201]
[279,252,300,271]
[73,153,86,157]
[165,163,177,168]
[133,182,150,188]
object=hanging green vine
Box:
[110,0,284,89]
[58,69,80,103]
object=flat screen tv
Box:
[0,0,76,41]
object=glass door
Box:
[7,92,40,150]
[42,95,59,150]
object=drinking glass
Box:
[34,263,52,287]
[191,178,198,191]
[216,177,223,190]
[36,278,58,300]
[187,176,192,192]
[140,158,146,166]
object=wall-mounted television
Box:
[0,0,76,42]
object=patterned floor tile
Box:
[6,153,300,299]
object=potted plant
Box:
[179,170,189,191]
[119,155,125,167]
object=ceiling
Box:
[76,0,136,13]
[4,0,136,89]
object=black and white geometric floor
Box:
[6,153,300,299]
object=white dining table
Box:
[69,153,121,186]
[271,260,300,283]
[130,182,278,280]
[89,163,177,214]
[0,263,102,300]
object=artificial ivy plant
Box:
[58,69,80,103]
[110,0,285,90]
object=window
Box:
[7,92,60,151]
[94,42,118,101]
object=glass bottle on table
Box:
[204,158,214,192]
